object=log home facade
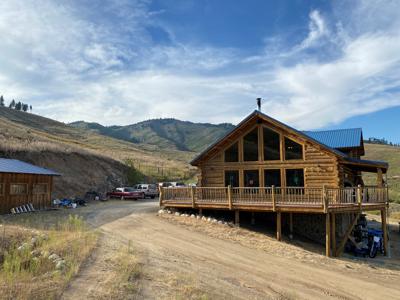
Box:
[160,110,389,257]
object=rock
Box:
[18,243,29,251]
[55,260,66,270]
[190,214,195,218]
[202,216,207,221]
[158,209,164,214]
[31,249,41,257]
[212,219,218,223]
[31,237,38,246]
[48,253,60,262]
[217,221,223,224]
[196,216,201,219]
[175,212,180,216]
[207,217,212,222]
[167,210,172,214]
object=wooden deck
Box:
[160,186,388,213]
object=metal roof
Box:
[302,128,363,149]
[0,158,61,176]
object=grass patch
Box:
[0,215,97,300]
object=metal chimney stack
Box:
[257,98,262,111]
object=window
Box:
[33,183,48,194]
[286,169,304,187]
[264,169,281,187]
[244,170,259,187]
[225,170,239,187]
[284,137,303,160]
[224,142,239,162]
[0,183,3,195]
[263,127,280,160]
[10,184,28,195]
[243,128,259,161]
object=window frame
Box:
[223,141,239,163]
[242,126,259,162]
[262,126,281,161]
[284,136,304,161]
[10,183,28,195]
[224,170,240,187]
[264,168,282,187]
[285,168,305,187]
[32,183,49,195]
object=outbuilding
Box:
[0,158,60,214]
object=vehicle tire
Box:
[121,196,125,201]
[369,244,377,258]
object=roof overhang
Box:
[341,157,388,173]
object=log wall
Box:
[0,173,53,214]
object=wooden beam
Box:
[276,212,282,241]
[381,208,388,256]
[235,210,240,227]
[335,213,360,257]
[159,187,163,207]
[191,186,196,208]
[357,185,362,211]
[228,185,233,210]
[199,208,203,217]
[272,185,276,212]
[289,212,293,239]
[326,213,331,257]
[377,168,383,187]
[331,213,336,256]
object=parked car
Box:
[133,184,159,199]
[107,187,144,200]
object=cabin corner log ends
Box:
[160,186,388,257]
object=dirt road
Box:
[62,199,400,300]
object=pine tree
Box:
[22,103,29,112]
[0,95,4,106]
[29,105,32,112]
[15,101,22,111]
[9,99,15,109]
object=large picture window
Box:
[244,170,259,187]
[264,169,281,187]
[10,184,28,195]
[286,169,304,187]
[263,127,280,160]
[243,128,259,161]
[225,170,239,187]
[285,137,303,160]
[224,142,239,162]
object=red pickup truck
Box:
[107,187,144,200]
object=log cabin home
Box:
[160,110,389,257]
[0,158,60,214]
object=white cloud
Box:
[0,1,399,131]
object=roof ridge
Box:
[303,128,362,133]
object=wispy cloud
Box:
[0,1,399,129]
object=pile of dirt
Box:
[0,149,131,198]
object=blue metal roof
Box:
[0,158,61,176]
[302,128,363,149]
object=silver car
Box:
[133,184,159,199]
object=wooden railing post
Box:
[228,185,233,210]
[191,186,196,208]
[159,187,163,207]
[323,185,328,213]
[272,185,276,212]
[357,185,362,210]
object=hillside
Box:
[0,107,197,196]
[364,143,400,202]
[70,119,234,152]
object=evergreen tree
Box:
[0,95,4,106]
[29,105,32,112]
[15,101,22,111]
[22,103,29,112]
[9,99,15,109]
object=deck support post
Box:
[251,212,255,225]
[323,185,328,213]
[357,185,362,210]
[199,208,203,217]
[235,210,240,227]
[335,213,360,257]
[276,212,282,241]
[331,213,336,256]
[381,208,388,256]
[289,213,293,240]
[326,213,331,257]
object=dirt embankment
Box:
[0,149,131,198]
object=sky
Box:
[0,0,400,143]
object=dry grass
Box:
[0,215,98,300]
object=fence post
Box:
[357,184,362,210]
[272,185,276,212]
[228,185,233,210]
[159,187,163,207]
[191,186,196,208]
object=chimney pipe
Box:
[257,98,261,111]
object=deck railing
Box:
[160,186,388,211]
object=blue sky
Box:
[0,1,400,143]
